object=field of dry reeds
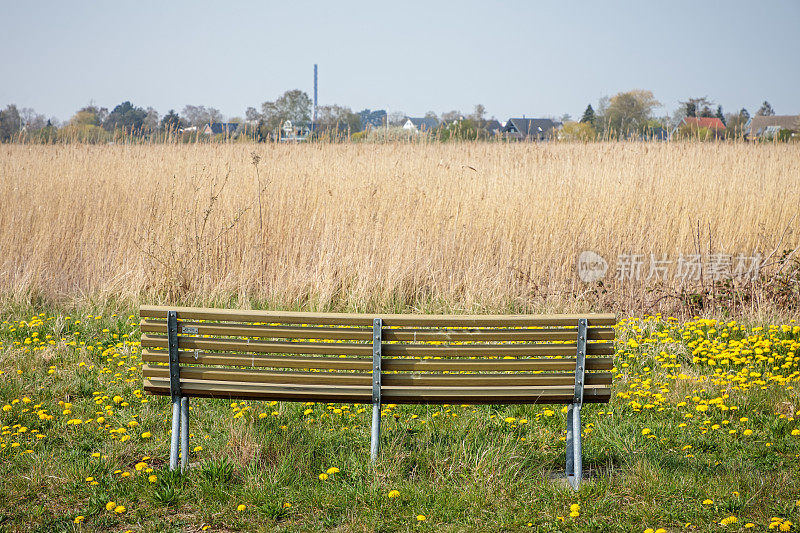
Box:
[1,142,798,315]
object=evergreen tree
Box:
[160,110,182,131]
[580,104,596,125]
[756,101,775,116]
[716,105,725,125]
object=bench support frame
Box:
[370,318,382,461]
[565,318,588,490]
[167,310,190,472]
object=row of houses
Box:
[671,115,800,139]
[401,116,560,140]
[182,113,800,141]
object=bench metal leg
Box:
[180,396,189,472]
[370,404,381,461]
[370,318,382,462]
[169,396,181,470]
[565,403,582,490]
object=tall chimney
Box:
[313,64,318,123]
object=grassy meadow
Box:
[1,142,799,531]
[0,309,798,532]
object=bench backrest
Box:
[140,305,616,405]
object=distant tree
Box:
[245,107,262,122]
[181,105,224,127]
[679,97,714,119]
[724,109,749,138]
[440,110,463,123]
[71,105,105,127]
[316,104,361,132]
[756,101,775,116]
[560,113,572,123]
[580,104,596,125]
[103,101,147,132]
[259,90,312,131]
[470,104,486,122]
[604,89,661,137]
[19,108,47,130]
[424,110,439,121]
[439,118,478,142]
[143,107,159,131]
[715,105,725,125]
[388,111,406,126]
[160,109,182,131]
[0,105,21,141]
[698,106,714,118]
[558,121,596,141]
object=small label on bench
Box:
[182,326,198,335]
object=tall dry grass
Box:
[0,142,798,315]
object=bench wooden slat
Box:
[139,305,616,327]
[143,377,612,404]
[141,349,372,370]
[142,364,613,387]
[140,334,614,357]
[140,319,615,342]
[141,349,613,371]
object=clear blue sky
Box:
[2,0,798,122]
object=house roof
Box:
[746,115,800,136]
[502,118,557,137]
[681,117,725,130]
[358,109,387,129]
[641,127,668,140]
[480,119,502,132]
[406,117,440,131]
[205,122,239,134]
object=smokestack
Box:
[313,64,318,122]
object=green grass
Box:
[0,308,798,532]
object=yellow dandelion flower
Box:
[570,504,580,512]
[702,499,713,505]
[148,475,157,483]
[74,516,84,524]
[388,490,400,498]
[236,504,246,511]
[105,501,116,511]
[141,431,152,438]
[318,473,328,480]
[114,506,125,514]
[416,515,426,521]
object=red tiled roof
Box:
[682,117,726,130]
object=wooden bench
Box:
[139,305,616,489]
